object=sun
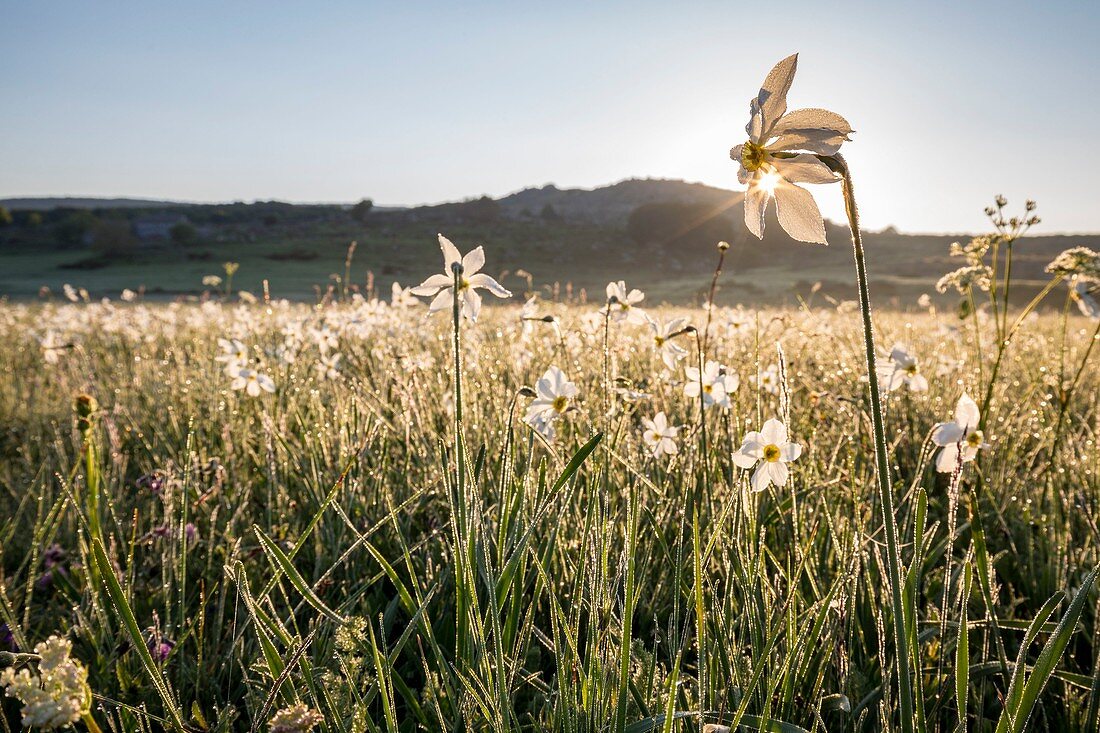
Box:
[758,170,783,196]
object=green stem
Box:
[834,154,917,733]
[693,328,710,483]
[702,245,727,355]
[968,288,985,394]
[451,265,469,660]
[603,300,614,433]
[82,711,105,733]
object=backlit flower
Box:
[411,235,512,321]
[931,393,989,472]
[647,316,688,370]
[1071,278,1100,319]
[390,281,419,309]
[605,281,647,324]
[730,54,852,244]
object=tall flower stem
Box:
[602,298,615,433]
[82,711,105,733]
[830,153,917,732]
[451,264,466,498]
[450,263,471,660]
[702,241,729,355]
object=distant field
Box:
[0,217,1061,308]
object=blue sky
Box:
[1,1,1097,233]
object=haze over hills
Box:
[1,178,1096,305]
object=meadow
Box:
[4,49,1100,733]
[1,231,1098,732]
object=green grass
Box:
[2,219,1055,307]
[0,280,1098,731]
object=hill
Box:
[495,179,744,227]
[1,179,1096,306]
[0,196,187,211]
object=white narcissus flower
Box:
[524,366,578,440]
[684,360,727,409]
[642,411,680,458]
[647,316,688,370]
[520,295,541,338]
[315,353,341,381]
[605,281,647,324]
[754,363,781,396]
[1071,278,1100,319]
[390,281,419,309]
[231,367,276,397]
[732,418,803,491]
[731,53,853,244]
[877,343,929,393]
[39,331,67,365]
[215,338,249,374]
[411,235,512,321]
[726,308,752,337]
[931,393,989,473]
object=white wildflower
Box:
[647,316,688,370]
[605,281,647,324]
[524,366,577,441]
[931,393,989,473]
[732,418,803,491]
[684,360,729,409]
[877,343,929,393]
[411,235,512,321]
[230,367,276,397]
[731,53,852,244]
[314,353,341,381]
[269,704,324,733]
[641,411,680,458]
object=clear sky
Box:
[2,0,1097,233]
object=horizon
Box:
[4,177,1098,238]
[2,1,1099,234]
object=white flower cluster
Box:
[1046,246,1100,282]
[936,264,992,294]
[269,703,324,733]
[1,635,90,730]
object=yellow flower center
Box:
[906,364,918,375]
[654,336,665,347]
[703,384,713,394]
[741,141,768,172]
[457,277,471,291]
[966,430,983,448]
[764,444,781,462]
[552,396,569,413]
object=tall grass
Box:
[0,285,1097,731]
